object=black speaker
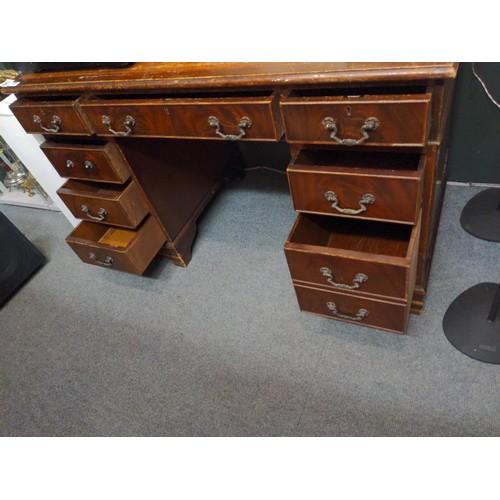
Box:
[0,212,46,306]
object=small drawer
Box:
[79,91,284,141]
[9,97,93,136]
[280,93,432,147]
[287,150,425,225]
[57,179,149,229]
[293,283,411,334]
[284,212,421,302]
[66,215,166,275]
[40,141,130,184]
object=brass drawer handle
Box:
[66,160,74,168]
[102,115,135,136]
[320,267,368,290]
[33,114,61,133]
[81,205,107,222]
[322,116,380,146]
[326,302,369,321]
[89,253,113,266]
[208,115,252,140]
[324,191,376,215]
[84,161,94,170]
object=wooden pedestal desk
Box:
[2,62,459,334]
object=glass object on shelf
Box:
[0,134,54,207]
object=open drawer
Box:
[10,96,93,136]
[41,140,131,184]
[79,91,284,141]
[57,179,150,228]
[293,283,411,334]
[280,92,432,147]
[287,150,425,225]
[284,212,421,303]
[66,215,166,275]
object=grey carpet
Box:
[0,172,499,436]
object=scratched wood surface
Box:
[2,62,458,95]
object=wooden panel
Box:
[281,93,432,146]
[80,93,283,141]
[66,215,166,275]
[9,97,93,135]
[284,213,420,301]
[57,179,149,228]
[287,150,425,225]
[40,140,130,184]
[293,283,411,334]
[118,138,238,242]
[1,63,458,95]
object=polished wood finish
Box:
[66,215,166,275]
[57,179,149,228]
[80,92,284,141]
[9,97,93,135]
[2,63,458,332]
[287,150,424,225]
[281,93,432,147]
[285,213,420,302]
[2,63,458,95]
[294,283,411,334]
[118,138,236,266]
[40,140,131,183]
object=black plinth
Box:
[0,212,46,306]
[460,188,500,242]
[442,282,500,364]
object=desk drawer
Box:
[288,150,425,225]
[281,93,431,146]
[66,215,166,275]
[41,141,130,184]
[80,92,283,141]
[294,283,410,334]
[284,212,420,302]
[57,179,149,228]
[10,97,93,136]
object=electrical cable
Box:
[472,62,500,109]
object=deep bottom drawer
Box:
[66,215,166,275]
[294,283,411,334]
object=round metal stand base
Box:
[443,283,500,364]
[460,188,500,242]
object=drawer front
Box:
[294,284,409,334]
[41,141,130,184]
[281,94,432,146]
[285,247,408,300]
[66,215,166,275]
[9,97,93,136]
[284,213,421,302]
[80,94,283,141]
[288,158,424,225]
[57,179,149,228]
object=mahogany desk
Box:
[2,62,458,333]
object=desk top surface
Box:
[4,62,458,95]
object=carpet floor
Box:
[0,171,499,436]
